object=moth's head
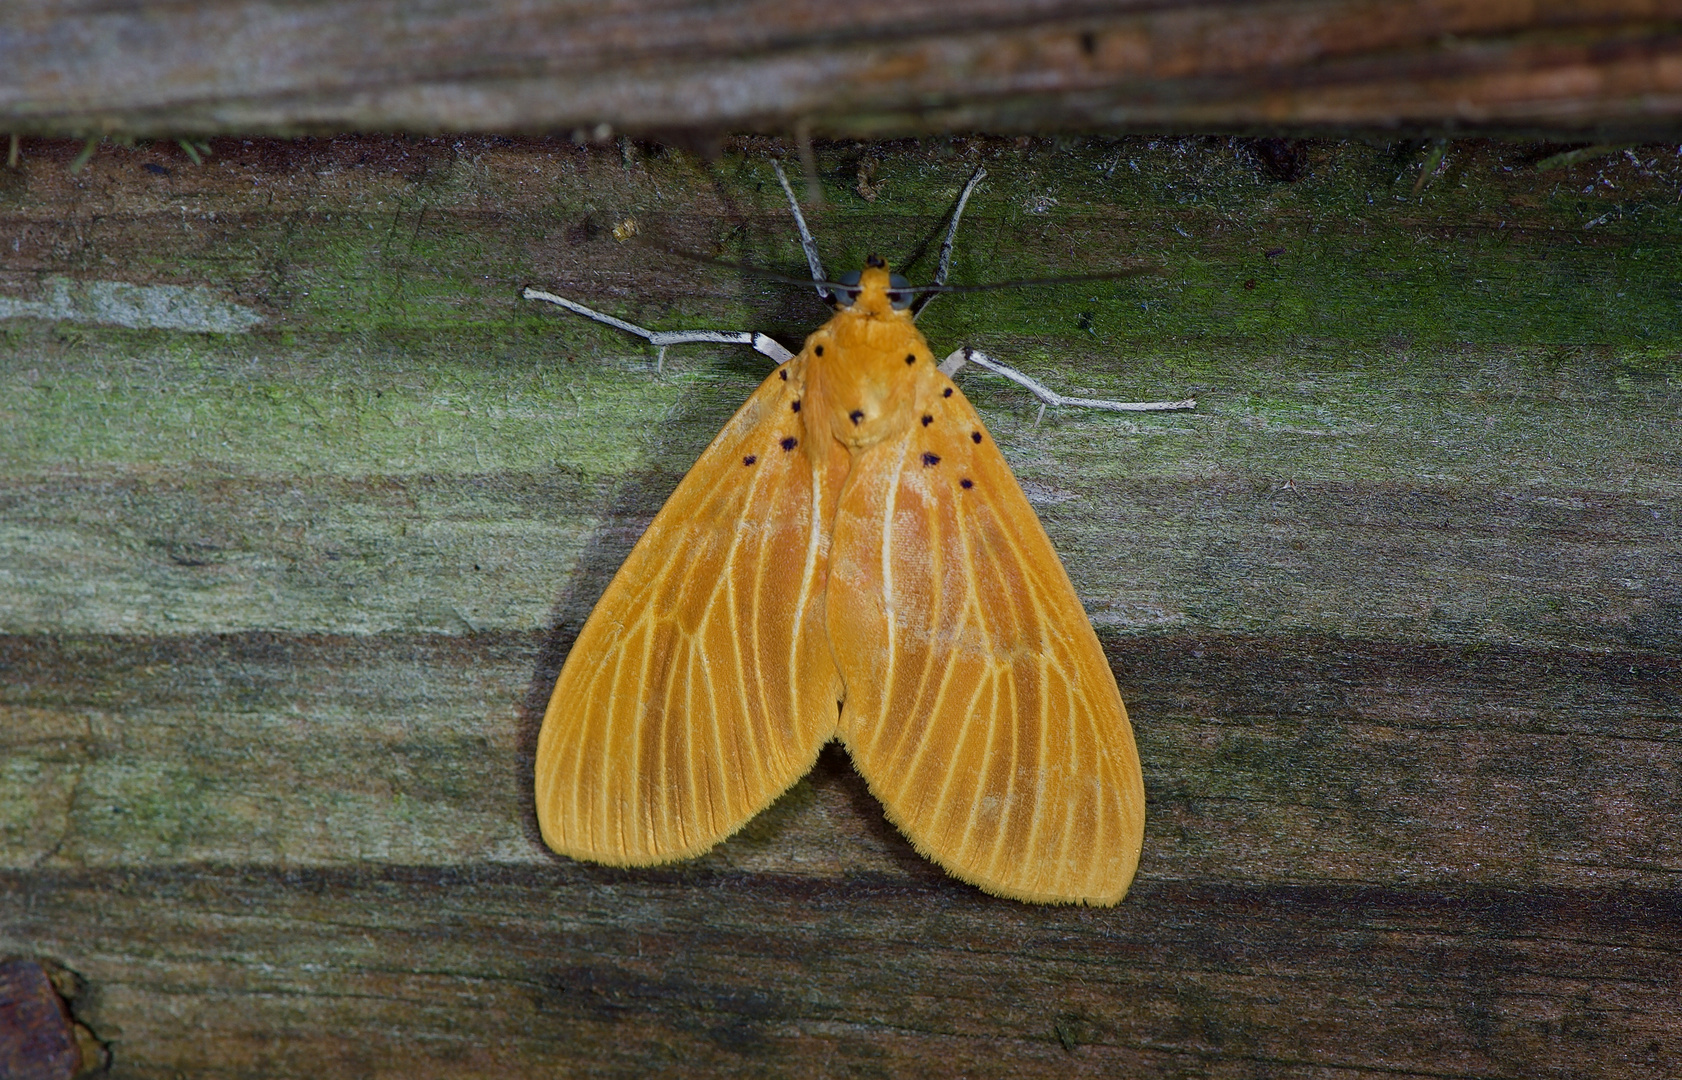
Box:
[831,254,913,314]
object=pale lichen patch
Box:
[0,277,263,333]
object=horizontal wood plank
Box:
[5,2,1682,137]
[5,865,1680,1078]
[3,631,1678,886]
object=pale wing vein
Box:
[877,440,908,706]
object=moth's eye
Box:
[887,273,912,311]
[833,271,862,308]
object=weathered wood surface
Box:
[8,1,1682,139]
[0,135,1679,1076]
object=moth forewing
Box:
[533,358,841,865]
[823,355,1143,905]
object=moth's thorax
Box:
[803,266,937,450]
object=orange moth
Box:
[524,165,1193,905]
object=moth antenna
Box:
[770,159,830,302]
[940,347,1197,414]
[914,165,987,320]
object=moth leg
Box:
[913,165,989,319]
[770,160,830,302]
[523,288,793,372]
[939,346,1196,422]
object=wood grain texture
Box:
[6,1,1682,137]
[0,134,1678,1075]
